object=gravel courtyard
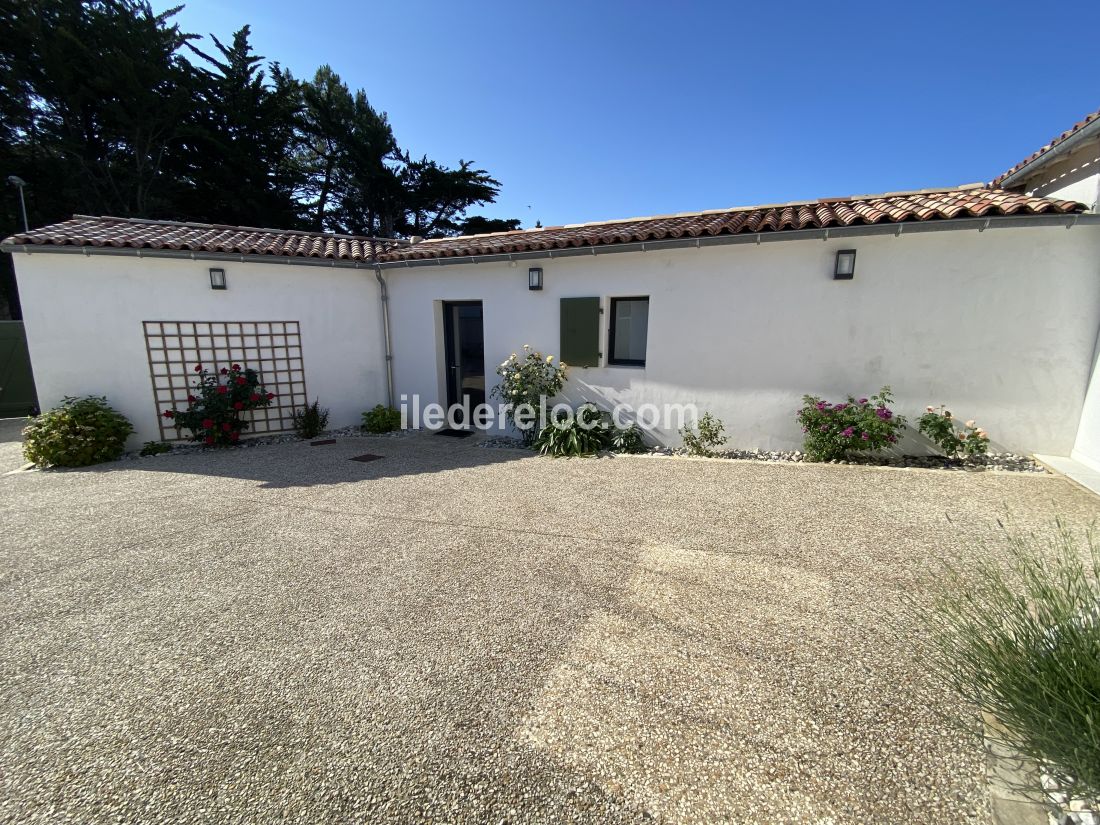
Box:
[1,429,1097,824]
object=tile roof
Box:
[992,107,1100,187]
[382,187,1084,262]
[0,215,398,262]
[1,187,1086,266]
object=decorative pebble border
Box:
[480,438,1047,472]
[125,426,1046,474]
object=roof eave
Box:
[997,117,1100,189]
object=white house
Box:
[4,110,1100,469]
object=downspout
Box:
[373,264,395,408]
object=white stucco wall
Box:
[12,253,387,445]
[386,224,1100,454]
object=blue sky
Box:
[172,1,1100,229]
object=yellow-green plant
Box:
[23,396,133,467]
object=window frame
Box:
[607,296,650,367]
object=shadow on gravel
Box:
[45,432,534,489]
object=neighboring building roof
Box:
[992,107,1100,188]
[1,187,1085,266]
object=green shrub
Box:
[139,441,173,456]
[163,363,274,446]
[918,405,990,458]
[679,412,727,457]
[919,520,1100,807]
[292,399,330,439]
[608,421,647,454]
[362,404,401,433]
[796,386,905,461]
[534,403,607,457]
[23,396,134,467]
[491,345,568,443]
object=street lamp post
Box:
[7,176,28,232]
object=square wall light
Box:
[528,267,543,291]
[833,250,856,280]
[209,267,227,290]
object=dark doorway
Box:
[442,301,485,424]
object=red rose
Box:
[233,401,244,410]
[217,386,228,395]
[231,363,241,371]
[220,368,228,375]
[249,393,260,402]
[229,431,239,441]
[194,364,202,372]
[236,377,247,385]
[188,395,196,402]
[201,418,214,429]
[221,422,231,432]
[204,436,214,445]
[266,392,275,400]
[162,410,175,418]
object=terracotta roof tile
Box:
[0,215,395,262]
[992,107,1100,187]
[1,188,1084,266]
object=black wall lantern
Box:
[209,267,227,290]
[833,250,856,280]
[528,267,543,291]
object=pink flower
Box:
[842,426,854,437]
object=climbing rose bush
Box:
[163,364,274,446]
[491,344,568,442]
[918,405,990,458]
[796,386,906,462]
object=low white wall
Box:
[387,224,1100,454]
[13,253,387,445]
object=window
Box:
[608,297,649,366]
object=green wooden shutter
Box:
[560,297,600,367]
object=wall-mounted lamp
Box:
[528,267,543,291]
[209,267,227,290]
[833,249,856,280]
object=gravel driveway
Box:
[1,433,1096,824]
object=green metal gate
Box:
[0,322,38,417]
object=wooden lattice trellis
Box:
[144,320,307,441]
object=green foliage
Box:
[292,398,330,438]
[608,421,647,454]
[534,404,607,457]
[0,2,519,274]
[679,412,727,457]
[491,345,568,443]
[918,405,990,458]
[796,387,906,462]
[918,520,1100,807]
[163,363,274,446]
[139,440,172,456]
[362,404,401,433]
[534,403,648,457]
[23,396,133,467]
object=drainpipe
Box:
[374,264,395,408]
